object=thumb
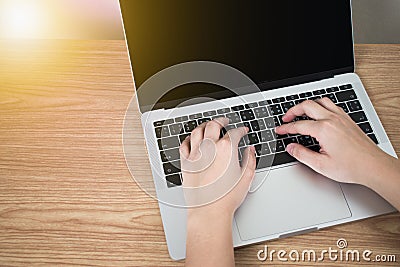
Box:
[286,143,325,173]
[239,146,257,190]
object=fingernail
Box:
[250,146,255,153]
[286,143,294,155]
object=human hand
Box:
[179,117,256,219]
[275,98,391,186]
[181,118,257,267]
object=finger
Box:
[204,117,229,141]
[179,135,190,159]
[282,100,332,122]
[189,123,207,152]
[240,146,256,172]
[275,120,320,137]
[222,126,249,146]
[315,97,343,114]
[286,143,327,173]
[239,146,257,191]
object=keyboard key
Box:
[240,110,255,121]
[160,126,170,137]
[155,127,163,138]
[308,145,321,152]
[179,134,189,143]
[169,123,183,135]
[286,94,299,101]
[297,135,313,146]
[255,143,271,156]
[256,155,274,169]
[232,105,244,111]
[349,111,368,123]
[269,104,283,115]
[175,116,188,123]
[273,116,281,126]
[166,174,182,187]
[258,130,274,143]
[189,113,202,120]
[313,89,326,95]
[282,101,295,113]
[299,92,313,98]
[158,136,180,150]
[339,84,353,90]
[163,161,181,175]
[198,118,211,124]
[336,89,357,102]
[283,137,298,146]
[309,96,321,101]
[326,86,339,93]
[251,119,265,131]
[254,107,269,118]
[217,108,230,114]
[275,140,285,152]
[272,152,296,166]
[226,112,241,123]
[347,100,362,112]
[272,97,285,103]
[368,134,378,144]
[203,111,217,117]
[248,133,260,145]
[358,122,373,134]
[248,102,258,108]
[337,103,349,113]
[258,100,269,106]
[325,93,338,103]
[243,121,252,132]
[154,120,165,127]
[264,117,275,128]
[183,120,198,132]
[249,120,260,131]
[212,115,224,120]
[225,125,236,131]
[160,148,180,162]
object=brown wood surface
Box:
[0,40,399,266]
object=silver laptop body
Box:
[120,0,397,260]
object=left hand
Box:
[179,117,257,220]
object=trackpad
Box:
[235,164,351,241]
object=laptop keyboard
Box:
[153,84,379,187]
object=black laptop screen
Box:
[120,0,354,111]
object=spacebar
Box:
[271,145,320,167]
[272,152,296,166]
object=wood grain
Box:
[0,41,399,266]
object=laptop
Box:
[119,0,397,260]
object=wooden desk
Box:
[0,41,399,266]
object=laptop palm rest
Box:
[234,163,351,241]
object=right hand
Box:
[275,98,392,186]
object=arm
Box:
[179,118,256,267]
[275,98,400,210]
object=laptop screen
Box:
[120,0,354,111]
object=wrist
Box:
[362,153,399,190]
[187,207,233,230]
